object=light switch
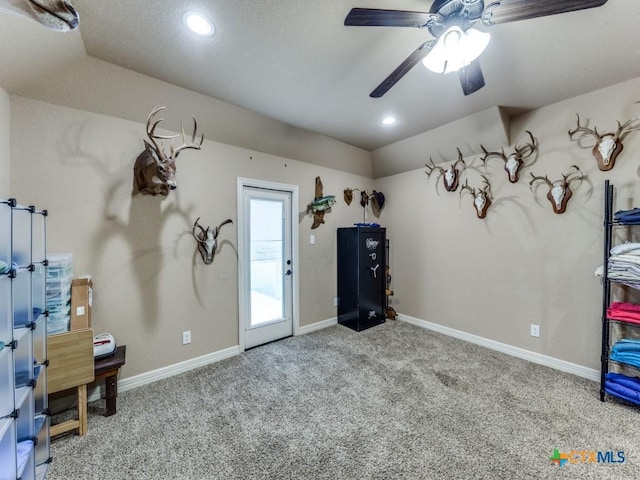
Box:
[310,235,315,245]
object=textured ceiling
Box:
[5,1,640,153]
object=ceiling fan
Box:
[344,0,608,98]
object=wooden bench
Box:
[94,345,126,417]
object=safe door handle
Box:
[369,264,379,279]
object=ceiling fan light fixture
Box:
[183,11,215,37]
[422,26,490,74]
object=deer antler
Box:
[528,172,553,191]
[453,148,466,170]
[146,106,203,160]
[171,117,204,158]
[192,217,233,264]
[480,175,492,193]
[514,130,536,159]
[614,116,640,141]
[134,106,204,196]
[459,179,475,197]
[425,157,445,177]
[568,114,601,142]
[145,106,179,159]
[562,165,584,185]
[460,176,492,219]
[482,131,536,183]
[480,145,507,165]
[568,110,640,171]
[529,166,584,214]
[192,217,209,245]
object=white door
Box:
[238,179,298,349]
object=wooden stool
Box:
[94,345,126,416]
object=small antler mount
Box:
[460,175,492,219]
[481,131,536,183]
[425,148,466,192]
[568,109,640,171]
[192,217,233,264]
[529,165,584,214]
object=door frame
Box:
[237,177,300,351]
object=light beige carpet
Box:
[46,321,640,479]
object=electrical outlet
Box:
[182,330,191,345]
[530,324,540,338]
[333,297,339,307]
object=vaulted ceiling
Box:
[2,1,640,160]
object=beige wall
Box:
[6,65,640,380]
[376,76,640,370]
[16,56,373,178]
[9,97,375,378]
[0,86,9,197]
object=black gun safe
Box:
[337,226,386,331]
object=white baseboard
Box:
[88,345,240,403]
[298,317,337,335]
[90,319,339,403]
[398,313,599,382]
[90,313,596,404]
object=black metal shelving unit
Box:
[600,180,640,405]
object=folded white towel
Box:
[611,242,640,255]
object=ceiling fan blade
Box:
[482,0,608,25]
[344,8,436,28]
[370,41,435,98]
[458,60,485,96]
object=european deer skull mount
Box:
[529,165,584,214]
[133,106,203,196]
[460,175,492,219]
[425,148,466,192]
[192,217,233,264]
[0,0,79,31]
[568,111,640,171]
[480,131,536,183]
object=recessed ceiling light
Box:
[184,12,214,37]
[382,116,398,126]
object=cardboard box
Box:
[70,277,93,330]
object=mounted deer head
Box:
[133,106,203,196]
[568,111,640,171]
[0,0,79,31]
[460,175,492,219]
[425,148,466,192]
[481,131,536,183]
[192,217,233,264]
[529,165,584,214]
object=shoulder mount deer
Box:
[529,165,584,214]
[460,175,492,219]
[568,110,640,171]
[133,106,204,196]
[425,148,466,192]
[0,0,79,31]
[480,130,536,183]
[192,218,233,264]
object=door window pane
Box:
[250,198,284,326]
